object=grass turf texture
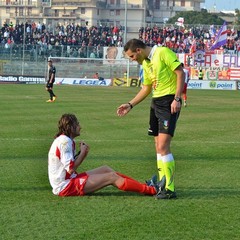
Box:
[0,84,239,240]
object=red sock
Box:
[118,178,156,195]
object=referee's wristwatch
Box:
[174,97,181,102]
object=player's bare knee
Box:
[157,144,170,155]
[102,165,115,173]
[108,171,119,182]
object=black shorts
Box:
[46,80,55,89]
[148,95,181,137]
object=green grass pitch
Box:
[0,84,239,239]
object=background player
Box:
[181,63,190,107]
[46,59,57,103]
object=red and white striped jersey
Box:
[48,135,77,195]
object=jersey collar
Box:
[148,45,158,60]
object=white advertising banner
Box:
[187,80,237,90]
[0,75,45,83]
[237,81,240,90]
[103,47,137,65]
[56,78,112,86]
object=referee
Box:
[117,39,185,199]
[46,59,57,102]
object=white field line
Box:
[0,138,239,144]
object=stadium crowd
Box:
[139,25,240,53]
[1,21,240,59]
[0,21,124,59]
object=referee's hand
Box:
[171,100,181,114]
[117,104,131,116]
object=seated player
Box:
[48,113,159,197]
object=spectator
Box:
[93,72,99,79]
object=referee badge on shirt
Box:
[163,120,169,130]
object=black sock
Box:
[48,89,54,100]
